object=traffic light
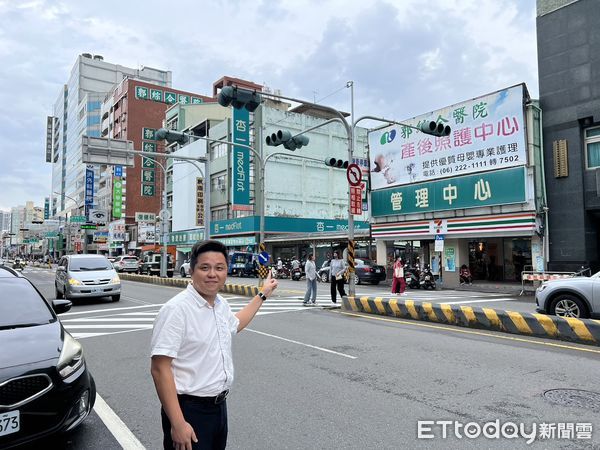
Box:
[420,120,451,137]
[265,130,309,151]
[217,86,262,112]
[324,157,349,169]
[156,128,189,145]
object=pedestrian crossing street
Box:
[60,294,333,340]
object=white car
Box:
[112,255,140,273]
[180,260,191,277]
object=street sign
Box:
[435,235,444,252]
[350,186,362,215]
[70,216,86,223]
[258,251,270,266]
[80,224,97,230]
[346,163,362,187]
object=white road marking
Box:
[246,328,357,359]
[60,304,164,317]
[66,324,154,329]
[439,298,517,305]
[94,394,146,449]
[63,318,155,322]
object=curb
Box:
[119,273,259,296]
[342,296,600,347]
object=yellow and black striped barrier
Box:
[342,296,600,347]
[119,273,259,297]
[347,240,355,273]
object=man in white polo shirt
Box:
[151,240,278,450]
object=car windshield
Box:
[69,257,112,271]
[121,257,137,262]
[0,278,55,328]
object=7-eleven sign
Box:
[429,219,447,234]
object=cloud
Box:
[0,0,538,213]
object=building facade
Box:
[369,84,546,287]
[537,0,600,272]
[98,78,212,255]
[47,53,172,254]
[167,80,370,268]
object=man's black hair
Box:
[190,240,228,270]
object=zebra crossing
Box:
[60,295,325,339]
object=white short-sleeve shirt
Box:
[151,284,240,396]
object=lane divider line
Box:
[246,328,357,359]
[94,394,146,449]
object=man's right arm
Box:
[151,356,198,449]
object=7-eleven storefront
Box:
[372,213,543,288]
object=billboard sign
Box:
[369,84,527,190]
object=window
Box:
[211,208,227,221]
[211,143,227,160]
[211,174,226,192]
[585,127,600,169]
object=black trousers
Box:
[161,395,228,450]
[330,277,346,302]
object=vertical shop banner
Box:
[232,108,251,210]
[368,84,527,190]
[85,167,94,208]
[44,197,49,219]
[196,177,204,227]
[112,177,123,219]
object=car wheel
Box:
[55,283,63,299]
[112,294,121,302]
[320,273,328,283]
[354,274,360,285]
[552,295,589,318]
[180,268,186,278]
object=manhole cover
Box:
[543,389,600,410]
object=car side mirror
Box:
[52,299,72,314]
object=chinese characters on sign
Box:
[141,133,156,197]
[196,177,204,227]
[350,186,362,215]
[112,177,123,218]
[371,167,526,217]
[368,84,527,189]
[135,85,204,106]
[231,108,251,210]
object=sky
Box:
[0,0,538,212]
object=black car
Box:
[0,266,96,448]
[317,258,386,285]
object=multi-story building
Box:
[537,0,600,272]
[369,83,546,287]
[166,77,370,268]
[0,210,10,232]
[98,78,213,255]
[47,53,172,253]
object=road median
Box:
[119,273,259,296]
[342,295,600,347]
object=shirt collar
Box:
[186,283,222,308]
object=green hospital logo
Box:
[380,129,396,145]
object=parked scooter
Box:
[291,267,303,281]
[419,266,436,290]
[404,266,421,289]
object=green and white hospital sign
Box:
[371,167,527,217]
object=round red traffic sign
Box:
[346,163,362,186]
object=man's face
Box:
[190,251,228,297]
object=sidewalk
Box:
[381,278,528,296]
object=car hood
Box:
[0,321,62,375]
[544,276,590,285]
[68,268,117,280]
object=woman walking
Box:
[392,257,406,295]
[330,251,347,304]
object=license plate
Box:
[425,276,430,280]
[375,269,381,273]
[92,287,102,293]
[0,410,20,437]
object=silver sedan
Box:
[535,273,600,319]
